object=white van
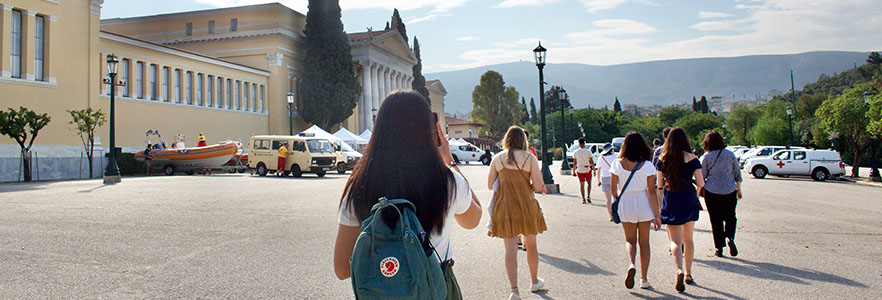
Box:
[248,134,337,177]
[744,149,844,181]
[566,141,605,169]
[611,137,625,152]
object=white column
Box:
[406,76,413,89]
[395,73,402,91]
[383,68,391,101]
[390,71,397,91]
[401,75,408,90]
[361,61,373,132]
[370,64,381,127]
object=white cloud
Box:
[407,13,453,24]
[495,0,559,8]
[566,19,656,41]
[194,0,469,14]
[457,36,479,41]
[579,0,659,13]
[690,20,748,32]
[698,11,735,19]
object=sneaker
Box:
[508,291,520,300]
[587,199,591,203]
[675,271,685,292]
[530,278,545,292]
[582,200,587,204]
[728,240,738,257]
[625,266,636,289]
[640,279,652,289]
[714,249,723,257]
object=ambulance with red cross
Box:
[744,149,845,181]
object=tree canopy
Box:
[816,82,877,177]
[411,37,430,101]
[472,71,522,139]
[0,106,51,181]
[68,108,107,178]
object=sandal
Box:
[675,272,685,292]
[685,274,694,285]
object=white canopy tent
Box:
[334,128,368,146]
[300,125,342,142]
[358,130,372,141]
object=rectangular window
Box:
[244,82,250,111]
[235,80,241,110]
[226,79,232,109]
[11,10,23,78]
[162,67,169,101]
[260,85,265,112]
[186,23,193,36]
[208,20,215,34]
[136,62,144,99]
[196,74,203,106]
[104,55,111,95]
[185,71,192,104]
[206,75,213,107]
[121,59,130,97]
[252,83,257,112]
[231,18,238,32]
[34,15,45,81]
[217,77,224,108]
[174,69,181,103]
[150,64,157,100]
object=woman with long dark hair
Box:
[656,127,704,292]
[701,130,742,257]
[610,132,661,289]
[333,91,483,287]
[487,126,548,300]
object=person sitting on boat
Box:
[172,134,186,149]
[278,142,288,176]
[197,133,207,147]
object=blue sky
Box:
[103,0,881,73]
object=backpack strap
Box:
[369,197,415,239]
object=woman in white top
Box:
[610,132,661,290]
[596,144,618,221]
[333,91,483,295]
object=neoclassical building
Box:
[0,1,444,181]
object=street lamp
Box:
[785,105,794,148]
[103,54,125,184]
[372,107,378,124]
[534,42,554,185]
[864,91,880,180]
[287,92,295,135]
[559,88,571,172]
[569,108,575,139]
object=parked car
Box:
[566,141,605,169]
[334,141,362,174]
[733,148,752,161]
[744,149,844,181]
[451,143,490,165]
[739,146,805,168]
[611,137,626,152]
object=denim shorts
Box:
[601,176,611,193]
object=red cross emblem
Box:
[472,153,476,158]
[776,161,785,168]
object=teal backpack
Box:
[350,197,447,299]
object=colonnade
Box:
[358,60,413,132]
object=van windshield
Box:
[340,142,355,152]
[307,139,335,153]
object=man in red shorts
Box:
[572,138,595,204]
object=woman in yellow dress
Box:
[487,126,548,300]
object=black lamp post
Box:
[287,92,295,135]
[534,42,553,184]
[864,91,880,180]
[103,54,125,184]
[559,88,571,172]
[372,107,378,124]
[785,105,794,148]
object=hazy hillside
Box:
[426,51,871,114]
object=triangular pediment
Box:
[372,30,417,64]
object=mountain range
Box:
[425,51,872,114]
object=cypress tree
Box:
[411,37,430,101]
[391,9,407,42]
[692,96,698,112]
[300,0,361,130]
[613,97,622,113]
[529,97,538,123]
[520,97,530,124]
[384,21,390,30]
[699,96,709,113]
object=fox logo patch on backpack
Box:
[349,198,447,299]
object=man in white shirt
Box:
[572,138,595,204]
[596,143,617,221]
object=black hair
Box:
[619,132,651,162]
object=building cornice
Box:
[100,3,305,25]
[156,28,305,46]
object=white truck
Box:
[451,144,492,165]
[744,149,845,181]
[739,145,805,168]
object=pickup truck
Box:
[744,149,844,181]
[451,144,492,165]
[739,145,805,168]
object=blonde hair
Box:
[502,126,528,164]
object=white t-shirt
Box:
[609,159,656,192]
[573,147,594,173]
[597,154,617,178]
[338,171,473,261]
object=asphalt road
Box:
[0,162,880,299]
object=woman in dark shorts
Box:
[655,127,705,293]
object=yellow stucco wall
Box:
[0,0,100,146]
[428,84,446,131]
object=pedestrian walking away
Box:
[610,132,662,290]
[572,137,595,204]
[487,126,548,300]
[334,91,483,299]
[700,130,743,258]
[656,127,705,292]
[596,143,617,221]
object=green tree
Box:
[391,8,407,43]
[520,97,530,124]
[300,0,361,130]
[796,93,826,120]
[867,51,882,65]
[543,86,570,114]
[659,107,691,126]
[472,71,521,139]
[68,108,107,178]
[411,37,430,101]
[816,83,876,177]
[674,112,723,149]
[529,97,538,124]
[613,97,622,113]
[384,21,390,30]
[0,107,51,182]
[692,96,698,112]
[698,96,709,114]
[752,117,789,146]
[621,115,664,146]
[726,104,760,147]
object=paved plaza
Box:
[1,162,880,299]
